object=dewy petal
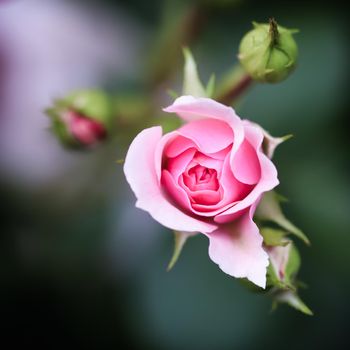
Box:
[215,123,279,223]
[124,127,217,233]
[205,207,269,288]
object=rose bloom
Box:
[124,96,279,287]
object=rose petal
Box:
[164,135,197,158]
[231,139,261,185]
[191,152,225,176]
[164,96,244,152]
[220,152,253,204]
[167,148,196,180]
[164,95,240,126]
[177,118,233,153]
[215,123,279,223]
[205,207,269,288]
[178,153,251,217]
[162,170,193,211]
[124,127,217,233]
[190,189,221,205]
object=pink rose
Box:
[124,96,279,287]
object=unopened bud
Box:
[239,19,298,83]
[46,89,113,149]
[266,240,300,289]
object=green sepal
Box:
[272,290,313,316]
[182,47,206,97]
[256,191,310,245]
[260,227,289,247]
[262,132,293,159]
[284,242,301,285]
[167,231,194,271]
[65,89,114,131]
[45,106,80,149]
[205,74,216,98]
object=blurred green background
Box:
[0,0,349,348]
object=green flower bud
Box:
[238,19,298,83]
[46,89,114,149]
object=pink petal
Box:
[219,152,253,204]
[164,96,239,125]
[205,208,269,288]
[162,169,193,211]
[231,139,261,185]
[215,123,279,223]
[177,118,233,153]
[192,152,225,176]
[163,96,244,152]
[164,135,197,158]
[178,153,251,217]
[167,148,196,180]
[124,127,217,233]
[190,189,221,205]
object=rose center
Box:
[183,165,219,192]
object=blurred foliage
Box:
[1,0,349,349]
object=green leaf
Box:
[167,231,192,271]
[205,74,216,97]
[256,191,310,245]
[260,227,289,246]
[274,290,313,316]
[182,47,206,97]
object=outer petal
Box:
[215,122,279,223]
[205,207,269,288]
[163,96,244,153]
[124,127,217,233]
[231,139,261,185]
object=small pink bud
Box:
[267,244,290,280]
[64,110,106,146]
[45,89,113,149]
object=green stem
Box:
[215,66,253,106]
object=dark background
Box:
[0,0,349,349]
